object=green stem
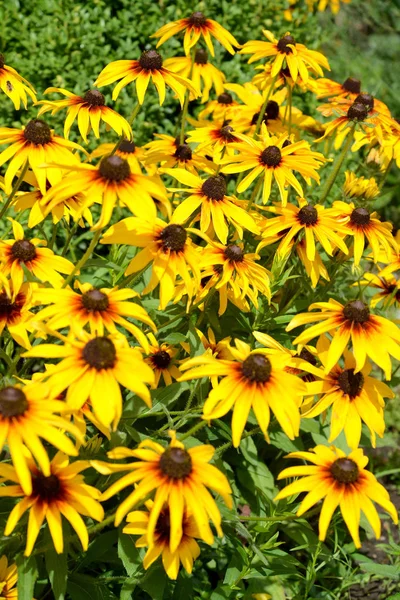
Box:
[380,157,393,190]
[117,265,147,289]
[0,161,28,220]
[110,102,141,156]
[216,426,261,456]
[254,75,278,136]
[179,419,208,442]
[319,124,355,204]
[61,229,102,289]
[287,84,293,136]
[61,221,79,257]
[246,176,263,211]
[48,222,58,250]
[179,49,195,144]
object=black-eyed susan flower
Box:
[311,76,362,101]
[298,336,392,449]
[23,329,155,430]
[0,220,74,294]
[342,170,380,201]
[124,500,201,580]
[144,134,214,174]
[101,217,201,310]
[307,0,351,14]
[0,119,84,195]
[329,200,398,266]
[37,87,132,142]
[192,327,233,361]
[151,12,240,57]
[0,277,34,349]
[275,445,398,548]
[186,120,244,162]
[94,50,198,106]
[287,298,400,379]
[0,452,104,555]
[0,555,17,599]
[92,431,233,544]
[252,62,310,93]
[165,170,259,244]
[358,272,400,308]
[199,241,271,314]
[257,198,349,262]
[221,125,325,204]
[198,91,239,121]
[0,53,36,109]
[90,138,146,172]
[12,170,92,229]
[0,381,81,495]
[240,31,330,83]
[41,155,168,230]
[164,50,225,103]
[32,282,156,352]
[180,337,306,446]
[145,334,182,387]
[295,238,330,288]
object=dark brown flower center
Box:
[82,337,117,370]
[159,224,187,252]
[174,143,192,162]
[347,102,368,122]
[299,347,317,365]
[354,93,374,111]
[188,11,207,26]
[201,175,226,201]
[282,139,292,148]
[99,155,130,181]
[342,77,361,94]
[242,353,272,383]
[330,458,359,484]
[343,300,370,324]
[265,100,280,120]
[350,207,370,226]
[118,139,136,153]
[260,145,282,167]
[219,125,235,141]
[11,239,36,262]
[24,119,52,145]
[83,89,105,106]
[151,350,171,369]
[0,54,5,69]
[32,472,62,502]
[139,50,163,71]
[224,244,244,262]
[297,204,318,226]
[0,386,29,418]
[0,292,18,320]
[195,49,208,65]
[277,34,296,54]
[218,92,233,105]
[155,507,171,541]
[337,368,364,398]
[159,447,192,479]
[81,289,109,312]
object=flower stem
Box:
[0,161,28,220]
[319,124,355,204]
[61,221,80,256]
[179,419,208,441]
[61,229,102,288]
[287,84,293,136]
[110,102,141,156]
[380,157,393,190]
[180,48,196,144]
[254,75,278,136]
[246,176,263,211]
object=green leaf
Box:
[45,549,67,600]
[118,531,142,577]
[360,562,400,579]
[16,555,38,600]
[138,565,167,599]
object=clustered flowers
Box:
[0,6,399,590]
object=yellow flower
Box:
[101,217,201,310]
[41,155,168,230]
[240,31,330,83]
[275,445,398,548]
[329,200,398,266]
[0,119,85,195]
[0,219,74,294]
[91,431,233,544]
[0,276,34,349]
[145,334,183,387]
[342,171,380,200]
[180,336,306,446]
[166,169,259,244]
[151,12,240,57]
[37,87,132,142]
[298,335,392,449]
[186,120,245,162]
[124,501,201,580]
[22,329,155,430]
[287,298,400,379]
[164,51,225,103]
[358,272,400,308]
[0,555,18,599]
[311,76,361,101]
[90,139,146,172]
[33,281,156,352]
[0,52,36,109]
[0,381,82,495]
[198,90,239,121]
[94,50,198,106]
[306,0,351,15]
[0,452,104,555]
[221,124,325,204]
[144,134,214,174]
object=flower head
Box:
[164,51,225,103]
[0,53,36,109]
[145,334,183,387]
